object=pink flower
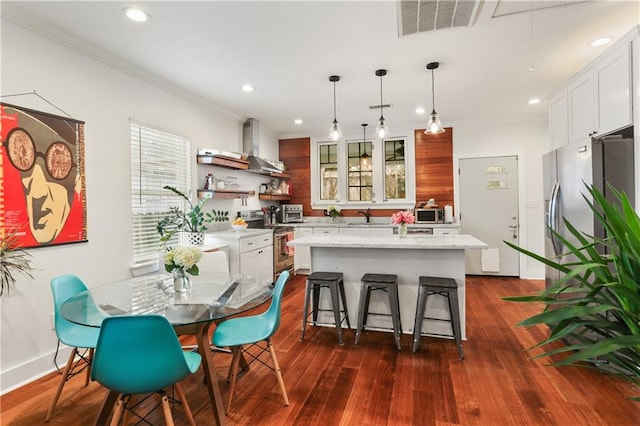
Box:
[391,210,415,225]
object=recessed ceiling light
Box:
[590,37,611,47]
[415,107,426,114]
[122,7,149,22]
[241,84,255,92]
[528,98,541,105]
[294,119,303,125]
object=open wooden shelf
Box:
[197,155,249,170]
[198,189,255,199]
[259,193,291,201]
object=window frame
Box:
[310,130,415,210]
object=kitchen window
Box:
[130,122,191,266]
[310,131,415,210]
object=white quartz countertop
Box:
[288,234,487,249]
[280,221,460,229]
[205,228,273,241]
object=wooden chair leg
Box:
[159,392,175,426]
[121,395,131,425]
[226,347,242,383]
[109,396,126,426]
[267,339,289,406]
[85,348,94,386]
[45,347,77,421]
[226,346,243,412]
[174,383,196,426]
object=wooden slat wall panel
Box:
[279,129,455,218]
[415,128,454,211]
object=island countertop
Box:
[287,233,487,250]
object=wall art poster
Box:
[1,103,87,248]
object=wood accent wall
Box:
[279,128,454,218]
[414,127,454,212]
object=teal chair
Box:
[91,315,202,425]
[46,274,101,421]
[212,270,290,412]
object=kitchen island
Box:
[288,234,487,340]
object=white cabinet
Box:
[432,227,459,235]
[313,227,339,235]
[294,227,312,273]
[567,43,632,143]
[548,89,569,150]
[206,231,273,285]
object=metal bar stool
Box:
[355,273,402,351]
[413,276,464,359]
[300,271,351,345]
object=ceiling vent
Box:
[398,0,483,37]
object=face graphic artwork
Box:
[5,114,78,244]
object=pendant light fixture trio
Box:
[328,75,342,141]
[425,62,445,135]
[375,69,390,140]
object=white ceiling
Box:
[2,1,639,139]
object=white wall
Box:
[0,19,278,393]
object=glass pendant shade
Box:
[425,110,445,135]
[376,117,389,139]
[328,119,342,141]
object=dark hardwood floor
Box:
[2,274,639,425]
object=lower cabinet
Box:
[207,232,274,285]
[240,243,273,287]
[294,228,313,274]
[433,227,459,235]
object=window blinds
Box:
[130,122,191,265]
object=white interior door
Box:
[459,156,520,276]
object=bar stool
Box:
[413,276,464,360]
[300,271,351,345]
[355,273,402,351]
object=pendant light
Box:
[424,62,445,135]
[375,69,390,140]
[327,75,342,141]
[360,123,370,169]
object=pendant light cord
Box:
[379,75,384,120]
[333,81,337,122]
[431,68,436,113]
[529,0,535,72]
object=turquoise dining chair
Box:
[46,274,101,422]
[91,315,202,425]
[212,270,290,412]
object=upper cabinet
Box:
[551,35,635,148]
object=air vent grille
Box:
[399,0,481,37]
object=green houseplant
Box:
[1,230,34,296]
[156,186,228,247]
[504,184,640,399]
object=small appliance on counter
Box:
[415,208,444,224]
[278,204,304,223]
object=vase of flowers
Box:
[327,205,341,223]
[164,245,202,292]
[391,210,415,238]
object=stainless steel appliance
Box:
[278,204,303,223]
[237,210,266,228]
[543,126,635,289]
[415,208,444,224]
[273,226,294,282]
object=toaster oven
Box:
[415,208,444,224]
[278,204,304,223]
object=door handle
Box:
[508,225,518,229]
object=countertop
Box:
[288,234,487,250]
[278,220,460,229]
[204,228,273,241]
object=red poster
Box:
[1,103,87,248]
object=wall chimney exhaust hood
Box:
[243,118,282,174]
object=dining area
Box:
[45,266,290,426]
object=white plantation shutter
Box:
[130,122,191,265]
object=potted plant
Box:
[156,186,229,246]
[504,184,640,399]
[1,230,34,296]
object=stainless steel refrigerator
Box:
[543,125,635,289]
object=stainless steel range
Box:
[238,210,294,282]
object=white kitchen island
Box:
[288,234,487,340]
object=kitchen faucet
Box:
[357,208,371,223]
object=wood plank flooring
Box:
[2,274,639,425]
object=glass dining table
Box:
[60,272,273,426]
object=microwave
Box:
[278,204,304,223]
[415,208,444,224]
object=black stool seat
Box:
[301,271,351,345]
[413,276,464,359]
[355,273,402,350]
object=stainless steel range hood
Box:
[243,118,281,174]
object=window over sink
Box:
[310,130,415,210]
